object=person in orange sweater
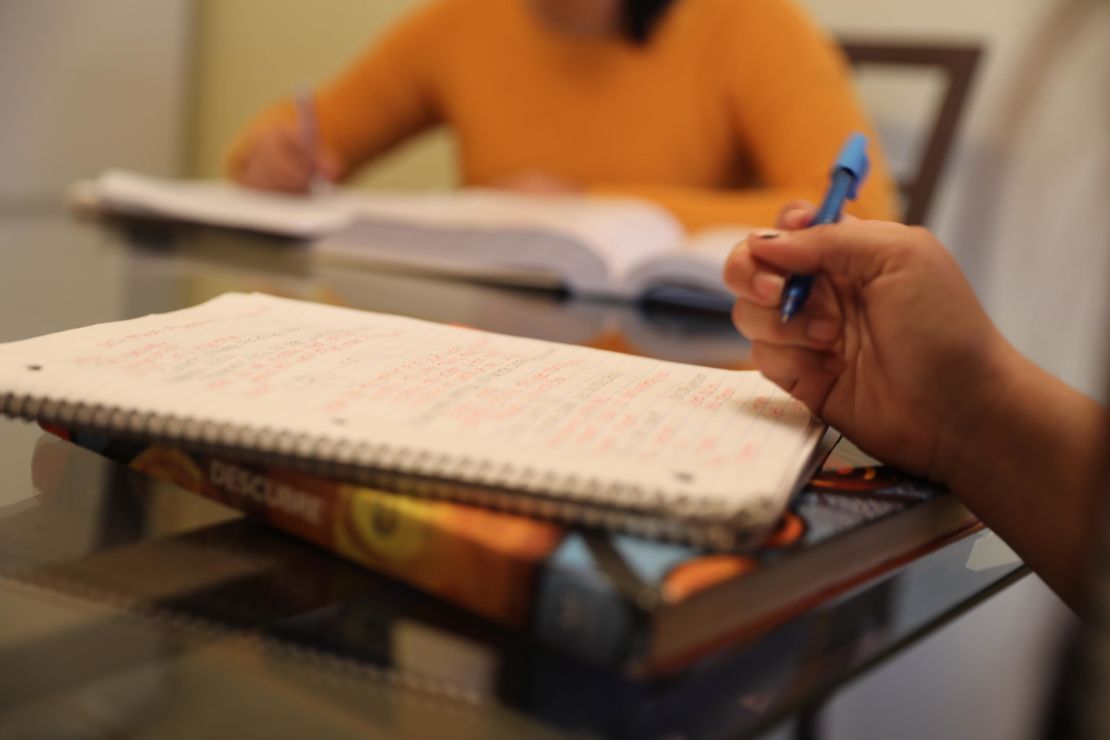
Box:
[229,0,897,230]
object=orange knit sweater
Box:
[229,0,897,230]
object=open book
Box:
[76,171,750,308]
[0,293,823,548]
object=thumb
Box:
[748,220,907,282]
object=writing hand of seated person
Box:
[724,204,1019,484]
[232,122,342,194]
[488,169,583,196]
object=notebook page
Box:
[0,294,820,521]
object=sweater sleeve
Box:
[594,0,898,232]
[226,3,449,180]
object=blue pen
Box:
[780,133,871,323]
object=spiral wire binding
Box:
[2,388,781,551]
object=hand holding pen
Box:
[232,88,340,194]
[295,88,336,196]
[723,193,1006,483]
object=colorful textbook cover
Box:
[49,425,978,676]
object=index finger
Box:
[723,234,789,307]
[748,220,915,282]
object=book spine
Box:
[121,442,566,629]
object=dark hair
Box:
[622,0,679,44]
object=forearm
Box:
[591,182,894,232]
[940,346,1109,609]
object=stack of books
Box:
[1,292,976,676]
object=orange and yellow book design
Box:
[130,445,566,626]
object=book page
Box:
[622,226,752,298]
[0,293,819,518]
[318,190,685,296]
[94,171,355,237]
[683,226,754,258]
[90,173,683,296]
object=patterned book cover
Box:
[49,425,972,674]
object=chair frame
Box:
[840,40,983,226]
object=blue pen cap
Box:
[833,133,870,200]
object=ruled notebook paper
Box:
[0,293,822,543]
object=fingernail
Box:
[807,319,839,344]
[753,229,782,240]
[753,272,784,301]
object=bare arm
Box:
[590,181,890,232]
[938,349,1107,608]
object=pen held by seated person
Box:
[780,133,871,323]
[295,87,331,195]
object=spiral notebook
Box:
[0,293,824,548]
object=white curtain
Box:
[942,0,1110,401]
[0,0,193,205]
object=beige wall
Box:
[190,0,453,189]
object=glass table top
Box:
[0,212,1026,739]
